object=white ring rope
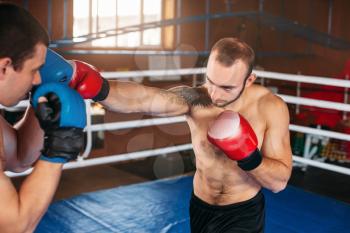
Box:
[279,94,350,112]
[89,117,350,142]
[289,124,350,141]
[101,68,350,89]
[6,145,350,177]
[89,116,186,132]
[5,144,193,178]
[81,100,93,158]
[3,67,350,177]
[101,68,206,79]
[255,70,350,88]
[292,156,350,176]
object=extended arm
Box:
[100,81,190,116]
[39,50,189,117]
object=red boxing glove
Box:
[69,60,110,101]
[207,110,262,171]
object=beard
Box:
[213,84,245,107]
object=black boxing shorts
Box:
[190,190,265,233]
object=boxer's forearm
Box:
[247,157,291,193]
[18,161,62,232]
[101,80,189,116]
[0,161,62,233]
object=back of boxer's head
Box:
[0,2,49,71]
[211,38,255,77]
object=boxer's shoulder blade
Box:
[169,86,212,107]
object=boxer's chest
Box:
[237,109,266,150]
[187,106,266,162]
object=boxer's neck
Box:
[223,88,248,112]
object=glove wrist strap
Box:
[93,79,110,102]
[237,149,262,171]
[40,155,67,163]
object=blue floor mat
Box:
[36,175,350,233]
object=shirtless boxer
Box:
[165,38,292,232]
[0,3,85,232]
[41,38,292,233]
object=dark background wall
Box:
[5,0,350,156]
[7,0,350,77]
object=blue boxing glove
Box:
[39,48,73,85]
[39,49,109,101]
[32,83,86,163]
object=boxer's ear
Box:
[245,73,257,88]
[0,58,12,80]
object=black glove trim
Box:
[42,127,84,162]
[93,78,110,102]
[237,149,262,171]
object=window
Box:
[73,0,162,48]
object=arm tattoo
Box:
[158,89,189,106]
[168,86,213,107]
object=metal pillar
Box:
[205,0,210,51]
[176,0,182,46]
[47,0,52,37]
[63,0,68,39]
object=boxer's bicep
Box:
[261,96,292,169]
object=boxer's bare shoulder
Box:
[247,84,272,100]
[256,86,289,121]
[246,84,287,115]
[257,85,289,134]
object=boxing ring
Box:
[3,68,350,232]
[35,175,350,233]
